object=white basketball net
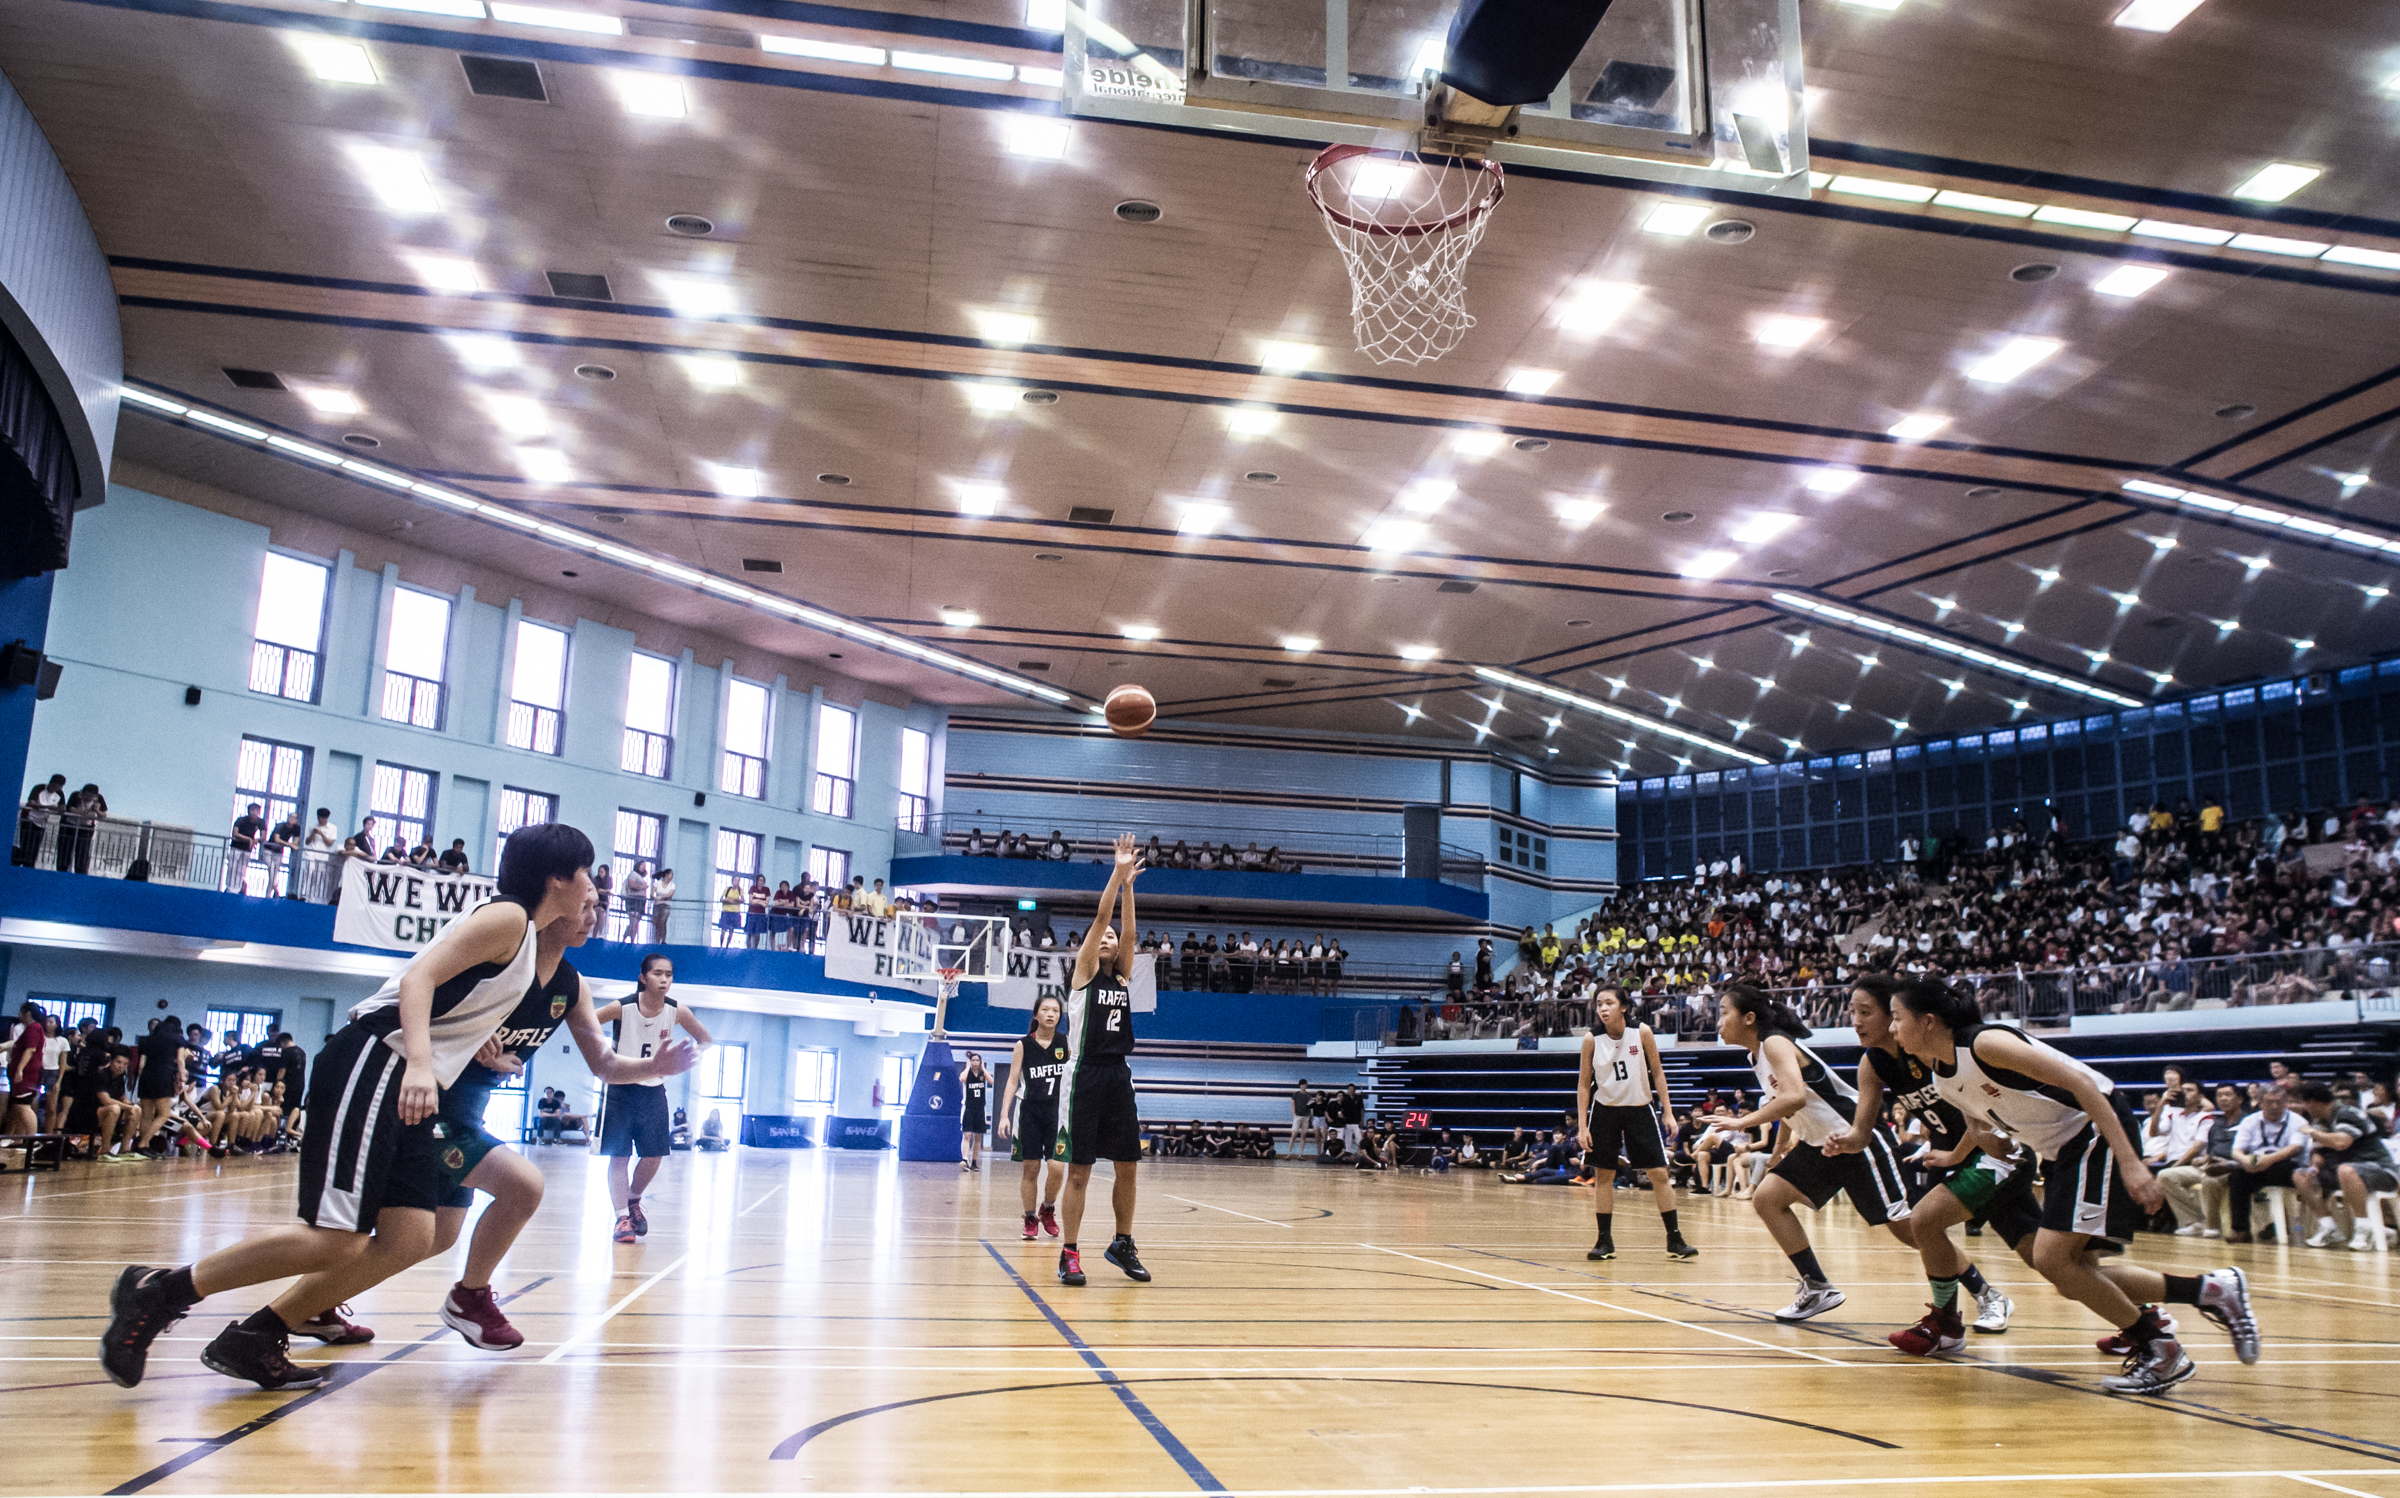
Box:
[1307,146,1506,367]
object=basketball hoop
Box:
[1305,143,1506,367]
[931,966,965,1040]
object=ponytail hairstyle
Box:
[1848,973,1904,1013]
[1719,982,1811,1042]
[1890,977,1980,1034]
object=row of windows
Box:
[245,552,931,824]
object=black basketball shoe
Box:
[1104,1234,1152,1282]
[100,1265,194,1388]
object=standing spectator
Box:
[649,867,676,944]
[227,802,265,893]
[17,773,65,867]
[303,808,339,853]
[354,814,380,859]
[593,860,614,934]
[621,858,652,939]
[5,1004,47,1135]
[60,783,105,873]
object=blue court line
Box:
[977,1240,1227,1492]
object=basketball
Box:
[1104,683,1157,737]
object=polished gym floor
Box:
[7,1144,2399,1497]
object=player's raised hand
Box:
[1114,832,1142,874]
[654,1036,701,1077]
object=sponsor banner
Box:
[823,913,940,994]
[986,942,1157,1013]
[333,860,499,952]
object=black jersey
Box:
[1071,973,1135,1064]
[1017,1032,1071,1110]
[448,957,582,1110]
[963,1076,990,1115]
[1864,1044,1968,1151]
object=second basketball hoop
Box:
[1305,144,1505,368]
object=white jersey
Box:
[1751,1034,1856,1148]
[613,996,678,1087]
[1934,1024,2112,1160]
[1586,1026,1653,1107]
[349,911,537,1086]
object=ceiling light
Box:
[953,482,1004,517]
[2034,568,2061,584]
[515,448,573,484]
[2292,638,2315,651]
[1258,341,1318,373]
[1018,64,1062,85]
[1931,189,2036,217]
[1003,117,1072,159]
[2146,534,2178,551]
[2325,245,2400,271]
[1399,479,1455,514]
[1833,702,1852,714]
[1857,654,1879,669]
[1227,407,1279,436]
[939,607,981,627]
[481,393,549,439]
[705,463,762,497]
[1280,634,1319,653]
[1829,175,1936,204]
[2113,0,2204,29]
[2131,219,2233,246]
[2148,671,2174,687]
[894,50,1015,80]
[2229,232,2331,258]
[1398,644,1440,662]
[2094,265,2170,298]
[1557,498,1606,528]
[1642,202,1711,236]
[1930,596,1957,615]
[294,386,363,416]
[964,383,1023,412]
[1120,623,1160,641]
[1177,503,1228,535]
[2242,555,2272,574]
[651,274,734,319]
[1692,657,1714,672]
[1802,468,1862,495]
[357,0,485,16]
[2082,650,2110,664]
[1781,738,1804,753]
[490,3,623,32]
[2108,589,2140,607]
[2214,619,2239,633]
[1475,667,1766,766]
[2364,586,2390,600]
[1348,159,1422,202]
[1452,430,1505,456]
[1770,592,2142,707]
[1728,513,1800,544]
[400,253,482,293]
[2031,204,2137,232]
[346,144,441,214]
[2002,620,2025,636]
[2336,471,2372,495]
[1679,550,1738,579]
[1505,368,1560,396]
[968,310,1036,344]
[2232,162,2321,203]
[681,356,741,389]
[613,71,688,118]
[1841,0,1902,10]
[1361,518,1425,551]
[1754,315,1826,349]
[1556,282,1641,334]
[1966,336,2063,384]
[762,35,887,64]
[1025,0,1066,27]
[294,37,379,83]
[1888,413,1950,441]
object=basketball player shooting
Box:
[1053,833,1148,1287]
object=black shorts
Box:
[1012,1103,1058,1164]
[2044,1117,2140,1244]
[962,1101,988,1134]
[1064,1062,1141,1165]
[600,1083,673,1157]
[1770,1133,1913,1227]
[1586,1103,1666,1171]
[1914,1147,2045,1247]
[295,1023,442,1232]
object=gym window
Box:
[249,552,329,703]
[622,653,676,778]
[495,786,558,874]
[380,587,450,729]
[791,1046,837,1105]
[896,726,931,833]
[713,827,762,908]
[806,844,850,891]
[613,807,666,894]
[721,678,770,799]
[369,761,437,853]
[811,703,856,818]
[505,620,569,755]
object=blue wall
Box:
[23,484,941,884]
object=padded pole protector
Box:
[1440,0,1616,107]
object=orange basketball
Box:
[1104,683,1157,737]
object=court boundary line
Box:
[538,1251,691,1365]
[976,1240,1228,1493]
[1165,1195,1295,1229]
[1361,1244,1844,1365]
[2282,1476,2391,1498]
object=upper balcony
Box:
[890,815,1490,922]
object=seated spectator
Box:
[1043,830,1070,861]
[2227,1087,2310,1244]
[698,1108,730,1151]
[964,826,990,856]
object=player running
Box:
[1576,986,1697,1262]
[1888,978,2258,1394]
[1054,833,1148,1287]
[996,994,1070,1239]
[592,954,713,1243]
[1713,983,1915,1323]
[1830,975,2027,1354]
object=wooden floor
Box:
[9,1147,2400,1497]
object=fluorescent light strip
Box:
[1768,593,2143,708]
[761,35,887,65]
[1828,175,1937,204]
[1474,668,1767,766]
[891,50,1015,80]
[120,387,1075,707]
[488,2,622,32]
[2115,478,2400,559]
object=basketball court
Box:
[12,1149,2399,1495]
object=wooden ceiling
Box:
[6,0,2397,774]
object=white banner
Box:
[986,942,1157,1013]
[823,912,940,994]
[333,860,499,952]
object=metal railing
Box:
[248,641,318,702]
[380,671,443,728]
[505,701,561,755]
[11,812,343,900]
[905,813,1487,891]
